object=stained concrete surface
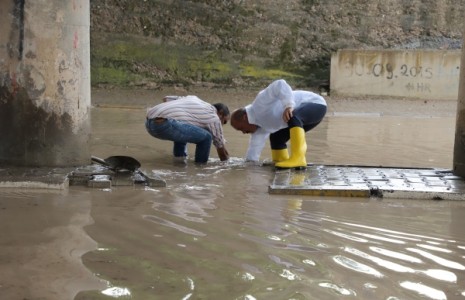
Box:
[0,167,73,189]
[0,163,166,190]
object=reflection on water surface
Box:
[72,103,465,300]
[3,97,463,300]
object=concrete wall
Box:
[454,34,465,176]
[0,0,91,167]
[331,50,461,100]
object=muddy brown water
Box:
[1,90,464,300]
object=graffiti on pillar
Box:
[10,72,19,96]
[337,50,461,99]
[351,63,435,80]
[74,32,79,49]
[12,0,26,60]
[405,82,431,93]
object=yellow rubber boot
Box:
[271,148,289,162]
[275,127,307,169]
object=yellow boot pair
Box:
[275,127,307,169]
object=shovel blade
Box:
[91,155,141,171]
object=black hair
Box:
[213,103,230,116]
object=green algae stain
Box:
[240,65,300,79]
[91,34,302,87]
[91,67,134,85]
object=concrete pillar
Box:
[453,31,465,177]
[0,0,91,167]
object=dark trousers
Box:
[269,103,327,150]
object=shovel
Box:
[91,155,156,185]
[91,155,141,172]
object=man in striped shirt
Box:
[145,95,230,163]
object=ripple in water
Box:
[400,281,447,300]
[318,282,356,296]
[333,255,384,278]
[323,229,369,243]
[280,269,299,280]
[344,247,415,273]
[369,246,423,263]
[319,216,465,298]
[143,214,206,237]
[101,286,131,298]
[352,232,406,244]
[420,269,457,283]
[407,247,465,270]
[417,243,452,253]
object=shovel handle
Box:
[91,156,109,166]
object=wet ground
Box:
[1,88,464,300]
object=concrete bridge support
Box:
[454,33,465,177]
[0,0,90,167]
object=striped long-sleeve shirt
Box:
[146,95,226,149]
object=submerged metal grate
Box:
[269,165,465,200]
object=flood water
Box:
[1,93,465,300]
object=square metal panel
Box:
[269,165,465,200]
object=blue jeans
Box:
[145,118,212,163]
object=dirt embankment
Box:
[90,0,464,90]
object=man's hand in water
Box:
[217,147,229,161]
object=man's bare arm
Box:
[216,147,229,161]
